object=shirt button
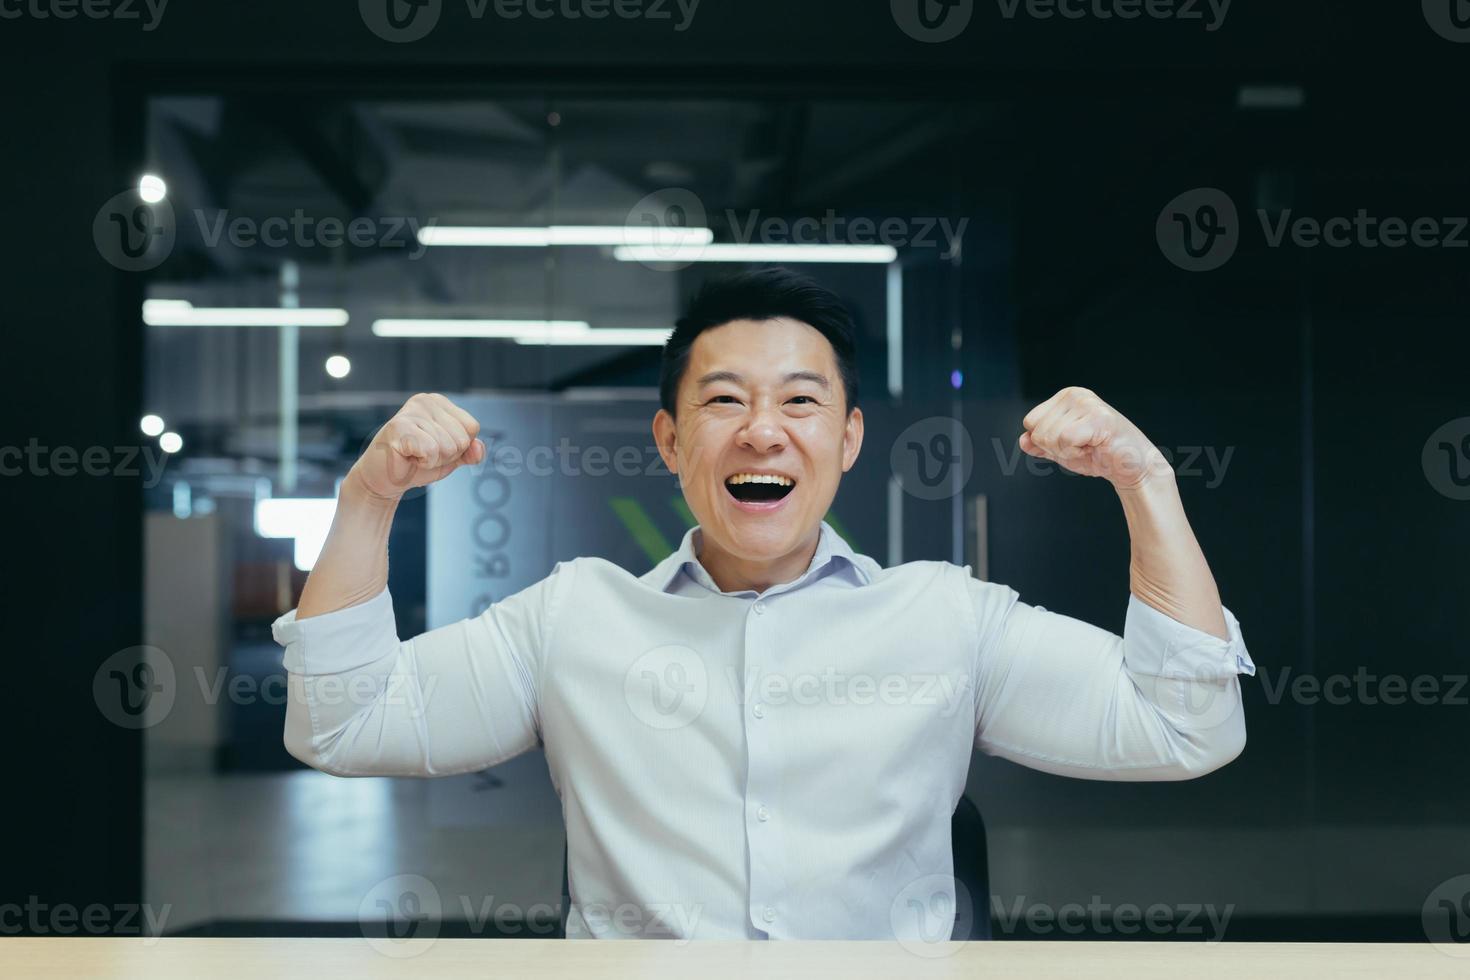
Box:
[757,805,770,822]
[753,601,766,615]
[763,906,777,923]
[752,703,765,719]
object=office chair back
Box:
[949,794,992,940]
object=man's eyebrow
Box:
[784,370,831,390]
[694,369,831,389]
[695,370,746,387]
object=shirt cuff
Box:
[270,587,398,675]
[1122,595,1256,681]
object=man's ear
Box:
[652,409,678,475]
[841,406,864,472]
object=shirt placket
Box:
[741,591,792,937]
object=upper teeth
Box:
[727,473,794,486]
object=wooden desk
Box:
[1,938,1462,979]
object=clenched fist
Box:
[350,393,485,501]
[1020,387,1171,490]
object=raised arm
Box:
[297,392,485,620]
[970,387,1254,780]
[1019,386,1227,638]
[273,393,546,778]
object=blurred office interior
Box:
[5,2,1469,944]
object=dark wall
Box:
[3,0,1466,927]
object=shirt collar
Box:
[643,520,873,595]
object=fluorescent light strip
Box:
[418,225,713,247]
[143,299,193,313]
[372,319,669,346]
[144,300,348,327]
[612,243,898,264]
[372,319,591,339]
[514,329,671,346]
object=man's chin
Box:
[712,512,814,561]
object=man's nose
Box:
[737,406,787,453]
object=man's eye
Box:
[709,395,740,405]
[788,396,817,405]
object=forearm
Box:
[297,468,399,620]
[1115,468,1228,640]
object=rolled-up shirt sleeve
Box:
[967,573,1254,781]
[271,562,569,778]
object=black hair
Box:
[658,267,860,416]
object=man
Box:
[273,267,1254,942]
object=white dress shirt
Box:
[272,521,1254,942]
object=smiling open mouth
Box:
[725,473,796,504]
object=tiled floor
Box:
[147,752,565,935]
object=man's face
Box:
[653,317,864,565]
